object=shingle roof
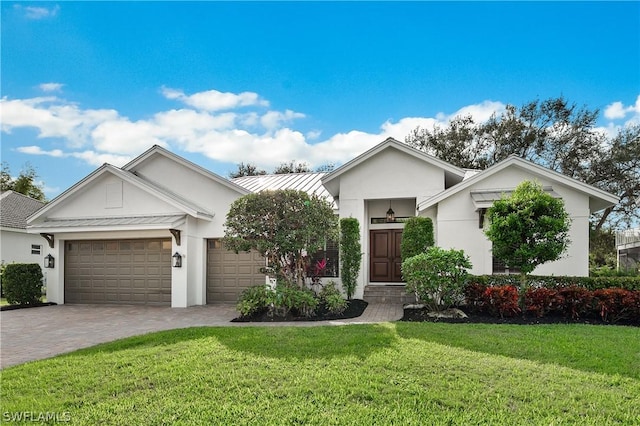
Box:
[0,191,46,229]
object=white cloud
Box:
[604,95,640,125]
[15,4,60,20]
[161,86,269,111]
[7,88,634,179]
[15,146,131,168]
[16,146,65,157]
[260,110,305,131]
[39,83,64,93]
[604,101,627,120]
[0,96,118,147]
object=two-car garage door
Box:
[65,239,172,305]
[64,238,264,305]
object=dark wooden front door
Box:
[370,229,403,282]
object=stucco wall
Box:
[436,166,591,276]
[1,228,46,269]
[335,148,448,296]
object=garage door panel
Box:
[207,239,265,303]
[65,238,171,305]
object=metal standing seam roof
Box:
[0,191,46,229]
[29,214,187,229]
[470,186,560,209]
[232,173,335,205]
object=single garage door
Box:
[65,239,172,305]
[206,239,265,303]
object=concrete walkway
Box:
[0,302,403,369]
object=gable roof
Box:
[321,137,466,196]
[232,172,333,203]
[418,155,619,213]
[1,191,46,229]
[123,145,249,196]
[27,163,214,225]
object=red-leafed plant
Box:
[556,286,593,320]
[483,285,521,318]
[593,288,640,323]
[525,287,561,318]
[464,282,488,313]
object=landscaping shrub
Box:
[400,217,434,261]
[483,285,521,318]
[319,281,347,315]
[236,285,274,317]
[463,282,487,313]
[402,247,471,311]
[592,288,640,323]
[339,218,361,299]
[470,275,640,291]
[525,287,561,318]
[1,263,43,305]
[556,286,593,320]
[273,283,318,318]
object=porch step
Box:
[364,285,414,305]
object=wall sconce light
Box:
[386,201,395,223]
[172,252,182,268]
[44,254,55,269]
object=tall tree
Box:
[273,161,311,174]
[405,97,639,230]
[228,162,267,179]
[0,162,46,201]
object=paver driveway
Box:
[0,302,402,368]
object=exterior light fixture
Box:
[172,252,182,268]
[386,201,395,223]
[44,254,55,269]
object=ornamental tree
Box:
[223,190,337,287]
[484,180,571,287]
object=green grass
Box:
[1,323,639,425]
[0,297,8,306]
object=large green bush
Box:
[2,263,43,305]
[339,218,361,299]
[402,247,472,311]
[400,217,434,261]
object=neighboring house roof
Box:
[123,145,250,196]
[418,155,619,213]
[232,172,334,204]
[27,164,213,226]
[321,137,466,196]
[0,191,45,230]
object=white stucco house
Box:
[1,191,46,270]
[27,138,619,307]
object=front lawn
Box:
[1,323,639,425]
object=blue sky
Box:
[2,1,639,199]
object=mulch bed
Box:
[0,302,57,311]
[402,307,640,327]
[232,299,368,322]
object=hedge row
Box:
[464,283,640,323]
[470,275,640,291]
